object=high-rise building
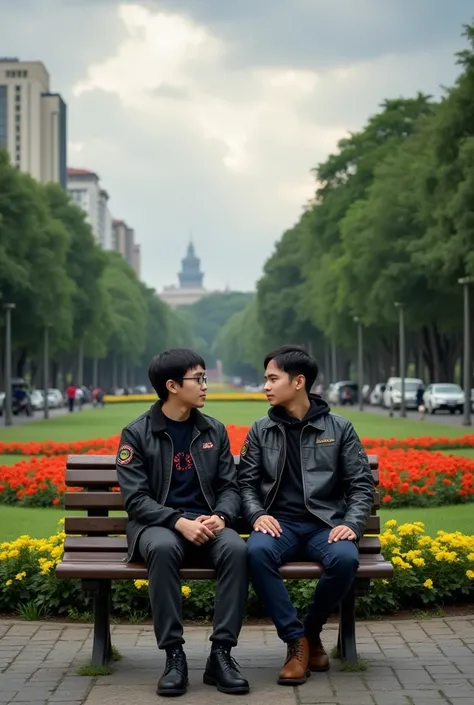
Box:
[159,241,207,308]
[0,58,67,187]
[112,219,140,277]
[67,168,112,249]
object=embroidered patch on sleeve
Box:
[240,438,249,457]
[117,443,133,465]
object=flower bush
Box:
[0,521,473,620]
[1,427,474,508]
[2,430,474,457]
[374,447,474,507]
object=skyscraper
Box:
[0,58,67,187]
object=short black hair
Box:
[264,344,318,393]
[148,348,206,401]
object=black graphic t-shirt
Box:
[165,415,208,516]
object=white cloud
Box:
[0,0,470,292]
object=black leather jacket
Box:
[238,405,374,538]
[116,403,241,560]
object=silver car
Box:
[423,383,465,415]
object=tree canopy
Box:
[215,21,474,385]
[0,151,193,390]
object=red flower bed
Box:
[371,446,474,507]
[1,430,474,456]
[0,437,120,457]
[1,425,474,508]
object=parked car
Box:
[50,388,66,408]
[11,378,33,416]
[423,383,465,415]
[369,383,386,406]
[30,390,45,411]
[382,378,423,410]
[328,381,358,405]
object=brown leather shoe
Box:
[307,633,330,672]
[277,637,310,685]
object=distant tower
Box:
[178,241,204,288]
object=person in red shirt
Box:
[66,384,76,413]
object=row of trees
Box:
[0,150,191,391]
[215,22,474,386]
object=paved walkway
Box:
[0,616,473,704]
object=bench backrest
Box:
[62,454,380,546]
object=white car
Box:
[47,388,65,409]
[30,390,45,411]
[382,378,423,410]
[423,383,465,415]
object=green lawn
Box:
[0,402,472,443]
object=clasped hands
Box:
[253,515,357,542]
[175,514,225,545]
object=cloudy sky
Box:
[1,1,472,292]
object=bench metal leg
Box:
[337,582,357,665]
[83,579,112,667]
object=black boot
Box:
[203,645,250,694]
[157,647,188,697]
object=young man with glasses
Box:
[116,349,249,697]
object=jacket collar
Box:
[265,415,327,432]
[150,401,211,434]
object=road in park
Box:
[1,400,473,428]
[0,404,88,427]
[356,403,472,428]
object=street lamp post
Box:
[394,302,406,418]
[353,316,364,411]
[458,276,473,427]
[331,336,337,383]
[3,303,15,427]
[43,324,50,420]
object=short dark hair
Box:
[264,344,318,393]
[148,348,206,401]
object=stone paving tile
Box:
[1,617,474,704]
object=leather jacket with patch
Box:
[238,401,374,538]
[116,403,241,560]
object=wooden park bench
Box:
[56,454,393,667]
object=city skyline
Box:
[0,1,472,292]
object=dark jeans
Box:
[139,526,248,651]
[247,519,359,643]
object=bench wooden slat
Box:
[57,552,392,581]
[65,492,125,510]
[65,454,379,487]
[64,514,381,537]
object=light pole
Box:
[43,324,50,420]
[353,317,364,411]
[394,302,406,418]
[331,336,337,383]
[3,303,15,427]
[458,276,473,427]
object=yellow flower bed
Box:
[103,393,266,403]
[0,520,473,619]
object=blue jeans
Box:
[247,520,359,643]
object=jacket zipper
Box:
[266,425,287,510]
[163,431,174,503]
[190,431,213,510]
[125,432,175,563]
[299,427,335,528]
